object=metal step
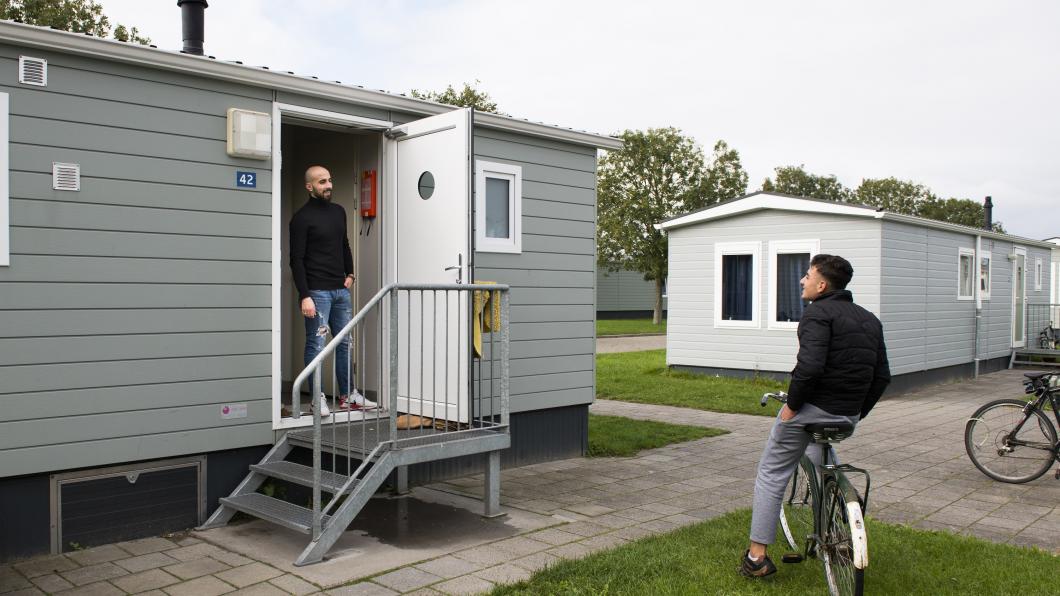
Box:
[250,461,353,494]
[219,493,329,535]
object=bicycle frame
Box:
[1005,384,1060,457]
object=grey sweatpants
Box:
[749,403,859,545]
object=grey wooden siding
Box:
[597,267,666,312]
[473,128,597,414]
[666,210,882,373]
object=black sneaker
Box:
[739,551,777,578]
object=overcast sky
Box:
[101,1,1058,239]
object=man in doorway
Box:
[740,254,889,578]
[290,165,375,413]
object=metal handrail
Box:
[291,282,511,539]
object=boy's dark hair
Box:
[810,254,853,290]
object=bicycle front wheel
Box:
[965,398,1057,483]
[779,458,815,553]
[820,479,865,596]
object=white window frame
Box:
[768,239,819,330]
[957,247,975,301]
[1035,257,1043,292]
[714,241,761,328]
[475,160,522,254]
[979,251,992,301]
[0,92,8,266]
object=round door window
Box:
[418,171,435,200]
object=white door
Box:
[387,108,472,423]
[1012,247,1027,348]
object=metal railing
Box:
[1026,303,1060,349]
[290,283,510,539]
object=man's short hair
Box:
[810,254,853,290]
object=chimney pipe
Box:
[983,196,993,231]
[177,0,208,55]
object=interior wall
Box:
[279,124,381,404]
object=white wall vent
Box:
[19,56,47,86]
[53,163,80,191]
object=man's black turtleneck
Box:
[289,195,353,300]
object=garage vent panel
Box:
[18,56,47,86]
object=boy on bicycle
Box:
[741,254,891,578]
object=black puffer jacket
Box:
[786,290,891,418]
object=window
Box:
[979,252,992,301]
[0,92,8,267]
[1035,258,1043,292]
[768,240,819,329]
[475,160,522,253]
[958,248,975,300]
[714,242,760,328]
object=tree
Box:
[761,165,852,202]
[598,128,747,324]
[0,0,150,44]
[409,80,500,114]
[918,197,1005,233]
[855,177,934,214]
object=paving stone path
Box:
[3,369,1057,595]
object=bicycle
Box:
[965,371,1060,483]
[760,392,871,596]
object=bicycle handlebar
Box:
[760,392,788,407]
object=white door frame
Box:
[270,102,394,430]
[1011,246,1027,348]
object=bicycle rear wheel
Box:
[965,398,1057,483]
[779,458,815,553]
[820,478,865,596]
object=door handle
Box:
[444,254,463,284]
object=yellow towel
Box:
[473,281,502,358]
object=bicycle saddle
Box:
[804,422,854,444]
[1023,371,1055,380]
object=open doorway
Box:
[277,119,383,424]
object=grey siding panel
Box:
[10,228,269,261]
[273,92,393,122]
[473,129,597,412]
[0,378,271,423]
[0,309,269,338]
[0,283,269,310]
[12,198,269,237]
[1,255,268,283]
[0,332,270,366]
[597,267,666,312]
[879,223,929,374]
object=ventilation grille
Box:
[53,163,80,191]
[19,56,47,86]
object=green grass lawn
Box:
[598,350,786,417]
[494,509,1059,595]
[588,414,727,457]
[597,318,667,336]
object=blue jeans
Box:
[303,289,352,397]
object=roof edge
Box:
[0,21,622,151]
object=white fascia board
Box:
[657,194,877,231]
[0,21,622,151]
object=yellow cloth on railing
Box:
[473,281,502,358]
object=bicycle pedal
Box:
[1055,467,1060,480]
[781,553,804,564]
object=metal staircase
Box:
[199,284,511,566]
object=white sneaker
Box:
[339,390,377,410]
[311,393,331,417]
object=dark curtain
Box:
[776,253,809,322]
[722,254,753,320]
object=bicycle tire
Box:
[779,457,816,553]
[820,478,865,596]
[965,398,1057,483]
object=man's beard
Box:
[312,189,332,200]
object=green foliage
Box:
[598,129,747,322]
[587,414,726,457]
[855,176,934,213]
[494,509,1060,595]
[1,0,150,44]
[409,80,500,114]
[597,349,785,416]
[918,196,1006,232]
[762,164,853,202]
